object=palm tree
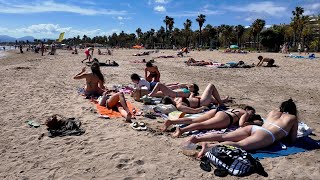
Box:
[136,28,142,40]
[252,19,266,50]
[183,19,192,47]
[291,7,306,47]
[235,25,245,47]
[196,14,206,47]
[82,35,87,43]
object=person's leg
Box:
[162,109,218,131]
[201,84,224,106]
[107,92,132,122]
[148,83,176,97]
[172,112,229,137]
[146,74,153,82]
[185,125,252,145]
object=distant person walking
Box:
[82,47,94,63]
[41,43,45,56]
[19,45,23,54]
[304,45,309,55]
[298,43,302,54]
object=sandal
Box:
[131,122,141,131]
[139,122,147,131]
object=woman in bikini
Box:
[74,63,132,121]
[157,83,229,114]
[166,106,256,137]
[186,99,298,157]
[145,61,160,82]
[148,83,199,98]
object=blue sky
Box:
[0,0,319,38]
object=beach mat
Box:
[95,101,137,118]
[251,136,320,159]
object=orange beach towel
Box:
[94,101,137,118]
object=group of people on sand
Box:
[74,51,297,158]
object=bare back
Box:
[262,110,298,141]
[85,73,103,93]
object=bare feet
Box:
[172,127,182,138]
[125,112,132,123]
[197,142,215,158]
[161,120,172,132]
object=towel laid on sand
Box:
[251,136,320,159]
[95,101,137,118]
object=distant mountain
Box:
[0,35,36,42]
[0,35,16,42]
[17,36,35,42]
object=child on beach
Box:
[130,73,156,91]
[82,47,94,63]
[257,56,275,67]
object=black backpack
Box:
[200,145,268,177]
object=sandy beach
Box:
[0,49,319,180]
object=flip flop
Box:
[27,120,40,128]
[97,114,110,119]
[131,122,141,131]
[139,122,147,131]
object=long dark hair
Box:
[91,62,105,83]
[193,84,199,96]
[280,99,297,116]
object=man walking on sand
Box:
[41,43,45,56]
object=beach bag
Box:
[168,111,185,120]
[201,145,267,177]
[153,104,177,114]
[132,87,149,101]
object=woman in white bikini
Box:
[184,99,298,157]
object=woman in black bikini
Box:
[165,106,256,138]
[161,83,229,114]
[145,61,160,82]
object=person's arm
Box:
[155,66,160,79]
[98,80,107,91]
[239,112,250,127]
[73,67,87,79]
[287,119,298,143]
[176,104,206,114]
[257,59,263,67]
[144,68,148,79]
[189,93,195,98]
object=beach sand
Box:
[0,49,319,179]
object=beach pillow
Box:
[153,104,177,114]
[168,111,185,120]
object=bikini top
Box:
[267,122,289,136]
[181,97,190,107]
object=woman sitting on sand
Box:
[145,61,160,82]
[152,83,229,114]
[74,63,106,97]
[186,99,298,157]
[164,106,257,138]
[74,63,132,121]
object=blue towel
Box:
[250,136,320,159]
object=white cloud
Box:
[0,24,120,38]
[265,24,272,28]
[245,17,254,22]
[168,9,222,17]
[303,3,320,15]
[154,6,166,12]
[225,1,287,16]
[0,0,126,15]
[155,0,169,4]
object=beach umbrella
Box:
[230,45,239,49]
[132,45,144,49]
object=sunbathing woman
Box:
[186,58,213,66]
[73,63,106,97]
[164,106,256,138]
[187,99,298,157]
[148,82,199,98]
[154,83,229,114]
[145,61,160,82]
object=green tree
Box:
[196,14,206,47]
[252,19,266,50]
[183,19,192,47]
[235,25,245,47]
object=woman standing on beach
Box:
[74,63,132,121]
[185,99,298,157]
[82,47,94,63]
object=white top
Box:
[135,78,150,90]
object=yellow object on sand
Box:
[168,111,186,120]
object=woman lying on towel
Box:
[163,106,257,138]
[186,58,213,66]
[148,82,200,98]
[151,83,229,114]
[186,99,298,156]
[73,62,106,97]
